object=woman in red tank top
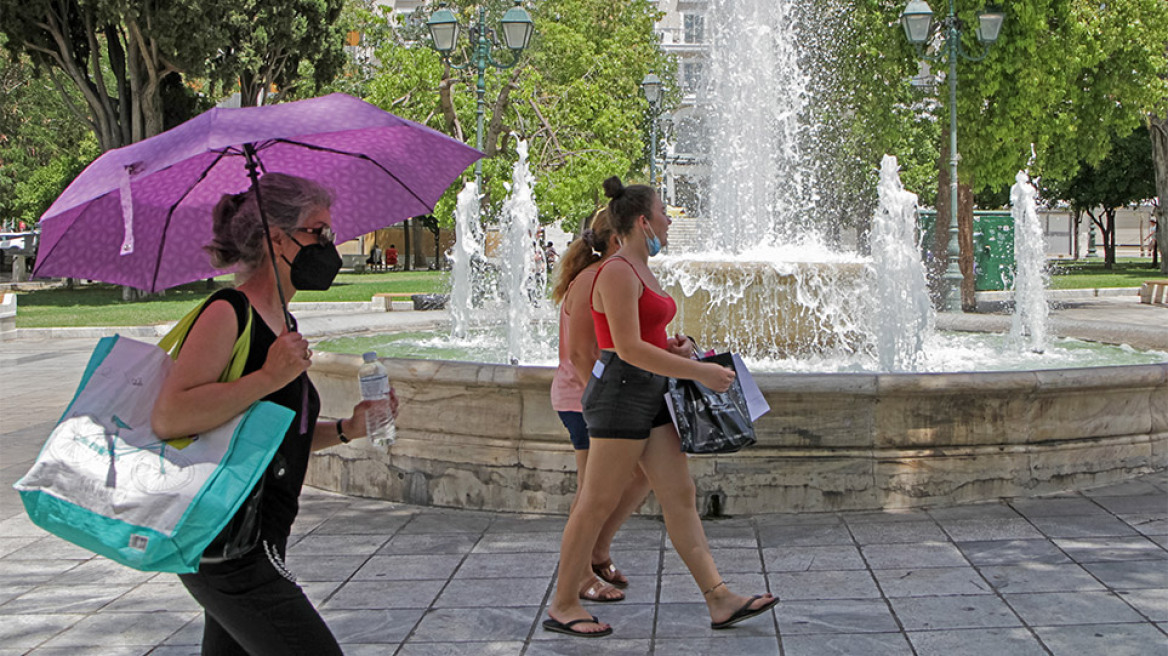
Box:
[544,178,777,639]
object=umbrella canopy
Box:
[34,93,482,292]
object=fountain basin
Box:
[655,258,870,359]
[306,352,1168,514]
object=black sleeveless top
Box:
[201,288,321,551]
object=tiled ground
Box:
[2,332,1166,655]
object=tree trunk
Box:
[958,182,976,311]
[401,218,412,272]
[1150,113,1168,273]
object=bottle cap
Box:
[363,351,378,362]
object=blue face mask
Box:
[644,225,662,257]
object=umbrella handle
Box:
[243,143,294,332]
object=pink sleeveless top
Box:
[550,273,592,412]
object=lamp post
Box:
[901,0,1004,312]
[426,1,534,191]
[641,73,663,191]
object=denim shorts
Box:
[582,351,672,440]
[557,411,590,450]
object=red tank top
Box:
[590,256,676,351]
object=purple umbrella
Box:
[34,93,482,292]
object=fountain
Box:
[303,1,1167,514]
[1010,170,1050,352]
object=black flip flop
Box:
[710,595,779,630]
[542,615,613,638]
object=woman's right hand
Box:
[262,329,312,388]
[697,362,736,393]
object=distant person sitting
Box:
[386,244,399,271]
[366,244,383,272]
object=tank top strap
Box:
[589,255,646,312]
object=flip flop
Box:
[710,594,779,630]
[580,578,625,603]
[591,559,629,589]
[542,615,613,638]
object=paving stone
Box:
[287,533,391,556]
[1055,536,1168,563]
[525,639,653,656]
[453,552,559,579]
[1083,560,1168,589]
[0,613,85,649]
[398,511,494,535]
[1003,590,1146,625]
[654,636,781,655]
[471,530,562,553]
[907,627,1048,656]
[409,606,539,642]
[776,598,900,634]
[1008,497,1109,517]
[888,594,1022,630]
[312,510,414,536]
[839,509,931,524]
[3,536,93,560]
[610,528,667,550]
[872,567,992,597]
[1089,494,1168,515]
[24,647,149,655]
[377,533,480,555]
[351,554,466,582]
[937,519,1044,542]
[1027,514,1141,538]
[37,611,196,648]
[0,559,80,586]
[847,520,948,545]
[0,584,129,614]
[0,536,38,558]
[284,554,368,582]
[761,545,867,572]
[1033,622,1168,656]
[1118,513,1168,536]
[956,539,1072,566]
[319,608,426,645]
[980,563,1105,593]
[484,515,568,534]
[663,547,762,575]
[653,601,777,638]
[434,576,549,608]
[770,570,882,601]
[605,548,662,575]
[782,632,913,656]
[756,523,854,548]
[1116,587,1168,621]
[324,579,446,610]
[927,504,1022,522]
[658,572,766,604]
[46,558,154,586]
[396,642,524,656]
[1082,479,1163,497]
[862,542,968,569]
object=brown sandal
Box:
[579,578,625,602]
[591,559,628,589]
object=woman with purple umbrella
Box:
[151,173,392,655]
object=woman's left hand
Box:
[667,333,696,359]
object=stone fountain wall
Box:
[307,352,1168,514]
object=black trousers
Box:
[178,541,342,656]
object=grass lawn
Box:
[13,270,449,328]
[1047,258,1166,290]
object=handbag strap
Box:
[158,292,253,383]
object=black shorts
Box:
[582,351,672,440]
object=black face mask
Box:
[283,241,342,291]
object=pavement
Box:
[0,295,1166,655]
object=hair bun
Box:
[602,176,625,200]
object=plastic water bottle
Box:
[358,351,395,447]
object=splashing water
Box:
[1010,171,1049,353]
[703,0,817,252]
[499,140,546,364]
[869,156,935,371]
[449,181,482,340]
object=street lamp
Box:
[641,73,663,191]
[901,1,1004,312]
[426,1,534,191]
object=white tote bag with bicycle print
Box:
[14,301,292,574]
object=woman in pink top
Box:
[550,208,651,603]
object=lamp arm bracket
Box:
[955,40,991,63]
[439,55,473,72]
[484,48,522,71]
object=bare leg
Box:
[639,423,776,624]
[550,438,648,633]
[592,463,651,570]
[571,449,623,601]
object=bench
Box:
[372,292,417,312]
[1139,280,1168,305]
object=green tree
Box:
[1045,125,1157,267]
[0,34,96,227]
[361,0,671,232]
[209,0,346,106]
[0,0,221,149]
